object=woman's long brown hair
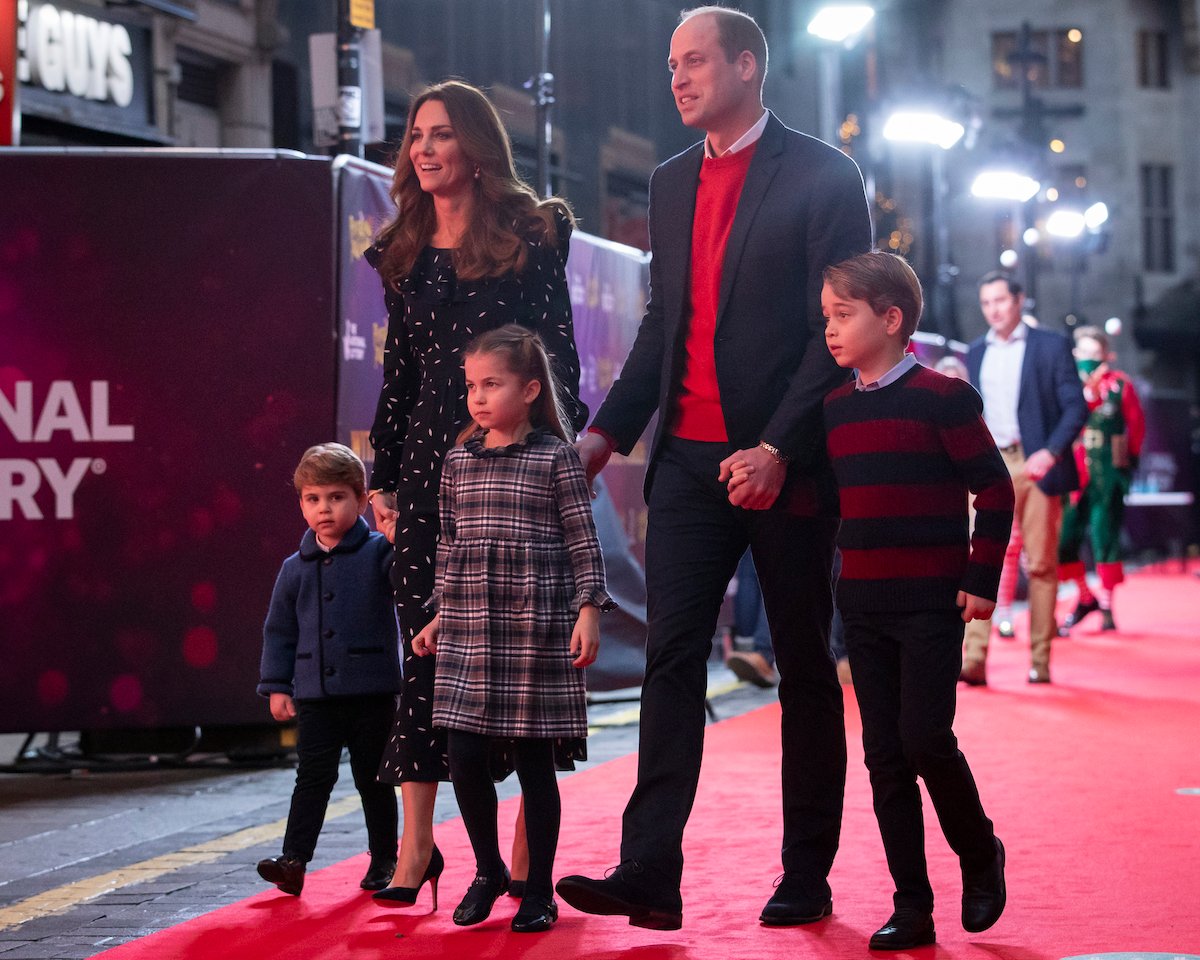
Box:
[375,80,574,286]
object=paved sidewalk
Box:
[0,665,780,959]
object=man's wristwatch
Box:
[758,440,789,464]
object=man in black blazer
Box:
[961,273,1088,685]
[556,6,870,929]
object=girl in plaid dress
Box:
[412,325,614,933]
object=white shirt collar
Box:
[985,319,1031,346]
[856,352,918,392]
[705,109,769,158]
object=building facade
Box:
[5,0,278,148]
[871,0,1199,394]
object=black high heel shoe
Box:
[452,867,511,926]
[372,846,444,909]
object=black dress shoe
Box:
[962,837,1006,932]
[256,855,305,896]
[556,862,683,930]
[869,908,935,950]
[1063,596,1100,629]
[360,857,397,890]
[760,873,833,926]
[452,868,510,926]
[511,895,558,933]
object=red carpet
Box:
[97,568,1200,958]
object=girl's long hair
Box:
[458,324,572,443]
[375,80,574,286]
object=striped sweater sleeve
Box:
[938,379,1015,601]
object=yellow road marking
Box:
[587,677,743,732]
[2,680,748,931]
[0,795,364,931]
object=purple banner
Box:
[0,152,336,733]
[333,157,394,463]
[565,234,653,689]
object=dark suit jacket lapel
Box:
[1018,326,1038,406]
[716,113,784,327]
[664,145,703,318]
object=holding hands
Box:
[370,491,399,543]
[413,613,440,656]
[574,433,614,498]
[719,446,785,509]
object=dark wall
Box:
[0,154,337,732]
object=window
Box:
[1137,31,1170,88]
[992,28,1084,89]
[1140,164,1175,273]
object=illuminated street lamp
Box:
[883,102,971,336]
[1045,200,1110,324]
[1084,201,1109,230]
[807,4,875,44]
[1046,209,1086,239]
[971,170,1041,202]
[807,5,875,147]
[882,110,965,150]
[971,168,1043,299]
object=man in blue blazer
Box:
[962,273,1088,685]
[557,5,870,931]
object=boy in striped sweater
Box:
[809,252,1012,948]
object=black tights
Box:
[447,731,560,900]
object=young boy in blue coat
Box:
[256,443,402,896]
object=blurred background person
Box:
[1058,326,1145,632]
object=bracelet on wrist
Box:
[758,440,789,464]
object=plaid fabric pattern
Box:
[432,430,612,738]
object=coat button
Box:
[324,592,334,601]
[324,667,336,677]
[323,557,333,566]
[323,629,334,639]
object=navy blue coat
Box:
[258,517,401,700]
[967,324,1088,496]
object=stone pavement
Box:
[0,665,780,959]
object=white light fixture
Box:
[999,248,1019,268]
[807,4,875,43]
[1023,227,1041,247]
[1105,317,1122,336]
[882,110,965,150]
[1084,201,1109,230]
[1046,209,1086,239]
[971,170,1041,202]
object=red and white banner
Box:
[0,0,18,145]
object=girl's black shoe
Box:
[452,868,511,926]
[372,845,444,909]
[511,895,558,933]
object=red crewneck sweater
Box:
[671,142,757,441]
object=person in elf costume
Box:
[1058,326,1146,631]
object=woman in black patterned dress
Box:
[365,80,587,903]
